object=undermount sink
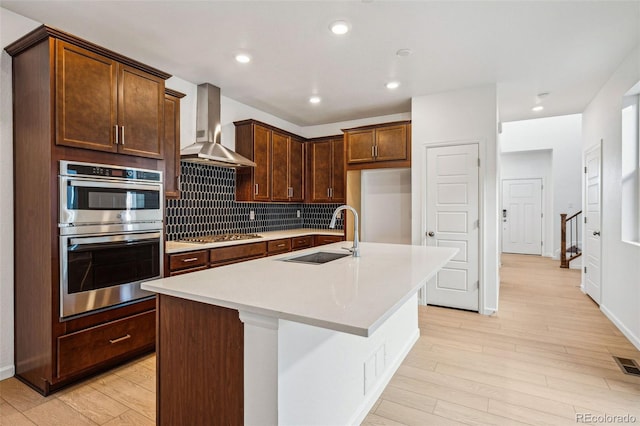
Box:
[282,251,350,265]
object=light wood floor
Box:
[1,254,639,425]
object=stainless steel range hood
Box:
[180,83,256,167]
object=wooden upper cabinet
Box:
[289,137,304,202]
[272,132,304,202]
[235,120,302,202]
[164,89,185,199]
[253,124,272,201]
[345,129,375,164]
[55,39,165,159]
[56,41,118,153]
[307,136,345,203]
[344,121,411,170]
[235,121,271,202]
[117,65,164,158]
[271,131,290,201]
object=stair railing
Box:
[560,211,582,268]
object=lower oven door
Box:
[60,231,162,318]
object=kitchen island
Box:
[142,242,457,425]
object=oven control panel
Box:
[60,161,162,182]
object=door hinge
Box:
[584,266,587,273]
[474,281,479,290]
[584,217,587,224]
[584,166,587,173]
[541,241,543,246]
[541,213,543,218]
[541,184,544,190]
[477,158,480,167]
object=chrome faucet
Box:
[329,205,360,257]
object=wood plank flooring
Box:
[1,254,639,425]
[363,254,640,425]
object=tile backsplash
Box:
[165,162,343,241]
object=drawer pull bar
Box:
[277,243,286,247]
[109,334,131,344]
[182,257,199,262]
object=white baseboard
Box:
[600,305,640,351]
[349,329,420,426]
[0,364,15,381]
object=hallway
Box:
[363,254,640,425]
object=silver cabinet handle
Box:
[374,145,378,157]
[330,187,333,198]
[109,334,131,344]
[277,243,286,248]
[114,125,119,145]
[427,231,435,237]
[254,184,259,195]
[121,126,125,145]
[182,257,199,263]
[327,188,331,198]
[371,145,375,158]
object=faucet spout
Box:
[329,205,360,257]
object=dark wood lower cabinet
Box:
[57,310,155,377]
[157,295,243,426]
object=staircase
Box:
[560,211,582,268]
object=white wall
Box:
[582,46,640,350]
[411,85,499,315]
[500,150,553,256]
[500,115,583,259]
[361,169,411,244]
[0,7,41,381]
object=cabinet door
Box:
[346,129,375,164]
[310,141,332,202]
[253,125,271,201]
[164,94,181,198]
[55,40,118,152]
[375,124,407,162]
[330,139,345,202]
[289,138,304,202]
[117,65,164,159]
[271,131,290,201]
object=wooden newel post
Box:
[560,213,568,268]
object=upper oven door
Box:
[60,176,162,226]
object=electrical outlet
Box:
[249,210,255,220]
[296,210,301,218]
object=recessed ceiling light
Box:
[386,81,400,90]
[396,49,412,57]
[330,21,350,35]
[309,96,321,104]
[532,105,544,112]
[235,54,251,64]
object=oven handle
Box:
[67,179,161,192]
[69,232,161,246]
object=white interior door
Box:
[501,178,542,255]
[425,144,479,311]
[584,144,602,304]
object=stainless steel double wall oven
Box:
[59,161,164,318]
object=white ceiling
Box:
[2,1,639,126]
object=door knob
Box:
[593,231,600,236]
[427,231,435,237]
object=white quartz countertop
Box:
[165,228,344,254]
[144,242,457,337]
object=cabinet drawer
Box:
[57,310,155,378]
[169,250,208,271]
[210,242,267,265]
[268,238,291,254]
[314,235,344,246]
[291,236,313,250]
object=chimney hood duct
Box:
[180,83,256,167]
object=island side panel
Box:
[156,295,244,425]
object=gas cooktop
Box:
[179,233,262,244]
